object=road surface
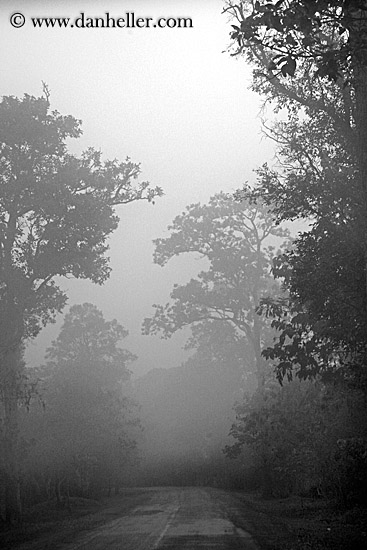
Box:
[60,487,259,549]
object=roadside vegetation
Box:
[1,2,367,549]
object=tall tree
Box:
[223,1,367,383]
[0,92,162,522]
[143,193,290,388]
[225,0,367,292]
[221,1,367,497]
[242,102,367,383]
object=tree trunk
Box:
[2,348,22,524]
[253,313,266,390]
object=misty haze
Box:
[1,1,367,549]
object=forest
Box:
[1,1,367,548]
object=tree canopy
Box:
[22,303,139,500]
[225,1,367,82]
[224,1,367,384]
[0,93,162,356]
[143,193,290,387]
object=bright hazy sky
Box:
[1,0,276,376]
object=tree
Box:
[226,378,320,497]
[221,0,367,497]
[223,1,367,383]
[223,0,367,188]
[22,304,139,502]
[244,103,367,383]
[0,91,162,522]
[224,0,367,294]
[225,372,367,501]
[143,193,290,388]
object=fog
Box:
[1,0,275,377]
[2,1,367,543]
[2,0,279,504]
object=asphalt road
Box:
[60,487,259,550]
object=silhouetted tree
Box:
[143,193,290,389]
[224,1,367,384]
[23,304,139,502]
[224,0,367,203]
[0,91,162,522]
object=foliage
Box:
[234,87,367,382]
[221,1,367,504]
[44,302,135,385]
[238,91,366,380]
[22,304,140,501]
[224,0,367,82]
[0,91,161,521]
[257,255,366,385]
[0,92,162,354]
[226,379,321,496]
[224,0,367,383]
[143,192,290,386]
[225,377,367,500]
[186,320,250,371]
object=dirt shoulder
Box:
[222,490,367,550]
